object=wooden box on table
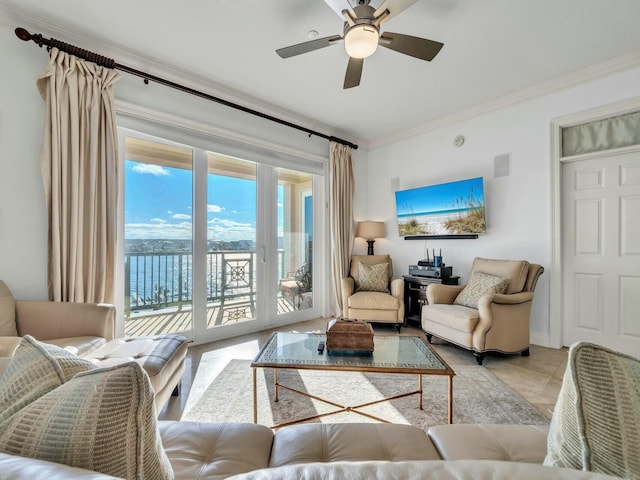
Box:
[326,318,374,354]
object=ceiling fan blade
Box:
[374,0,418,24]
[276,35,342,58]
[344,57,364,89]
[379,32,444,61]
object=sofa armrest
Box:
[426,284,464,305]
[15,301,115,342]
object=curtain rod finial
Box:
[15,27,33,42]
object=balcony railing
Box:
[125,249,286,317]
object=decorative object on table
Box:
[355,221,386,255]
[326,318,374,354]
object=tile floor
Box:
[159,318,567,422]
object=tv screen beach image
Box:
[395,177,486,236]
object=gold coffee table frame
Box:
[251,332,455,429]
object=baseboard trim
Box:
[530,332,552,348]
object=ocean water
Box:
[397,207,471,219]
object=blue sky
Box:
[395,177,484,216]
[125,160,280,241]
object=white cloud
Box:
[207,204,224,213]
[172,213,191,220]
[150,218,167,223]
[132,164,170,176]
[125,222,192,239]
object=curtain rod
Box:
[15,27,358,150]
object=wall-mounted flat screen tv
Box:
[395,177,486,237]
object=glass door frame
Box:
[116,127,324,344]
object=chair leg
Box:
[474,352,485,365]
[396,323,402,333]
[521,348,530,357]
[425,333,433,343]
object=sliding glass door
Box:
[123,136,195,338]
[120,129,322,343]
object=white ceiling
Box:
[3,0,640,149]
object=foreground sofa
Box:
[0,337,637,479]
[0,280,187,411]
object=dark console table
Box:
[403,274,460,326]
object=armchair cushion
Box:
[424,304,480,333]
[544,342,640,479]
[453,272,509,309]
[348,291,400,310]
[0,281,17,336]
[356,262,390,293]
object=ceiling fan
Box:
[276,0,444,89]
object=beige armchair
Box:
[341,255,405,331]
[421,258,543,365]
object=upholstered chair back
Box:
[469,258,531,294]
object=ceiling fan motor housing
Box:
[343,5,380,58]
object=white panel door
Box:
[562,150,640,356]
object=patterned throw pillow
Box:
[453,271,509,309]
[0,335,97,424]
[544,342,640,479]
[0,337,174,479]
[357,263,390,293]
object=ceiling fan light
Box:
[344,24,379,59]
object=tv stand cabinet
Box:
[403,274,459,326]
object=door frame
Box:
[549,96,640,348]
[114,105,328,344]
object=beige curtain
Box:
[37,48,120,304]
[329,142,355,317]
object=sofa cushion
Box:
[269,423,441,467]
[453,271,509,309]
[228,459,618,480]
[428,424,549,463]
[357,262,390,293]
[0,335,97,424]
[544,342,640,479]
[0,281,17,337]
[159,421,273,479]
[348,291,400,310]
[0,360,173,480]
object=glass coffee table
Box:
[251,332,455,428]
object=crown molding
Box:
[369,49,640,150]
[0,3,361,149]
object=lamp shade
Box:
[344,24,379,59]
[356,221,386,240]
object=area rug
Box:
[182,359,550,429]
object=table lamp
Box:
[356,221,386,255]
